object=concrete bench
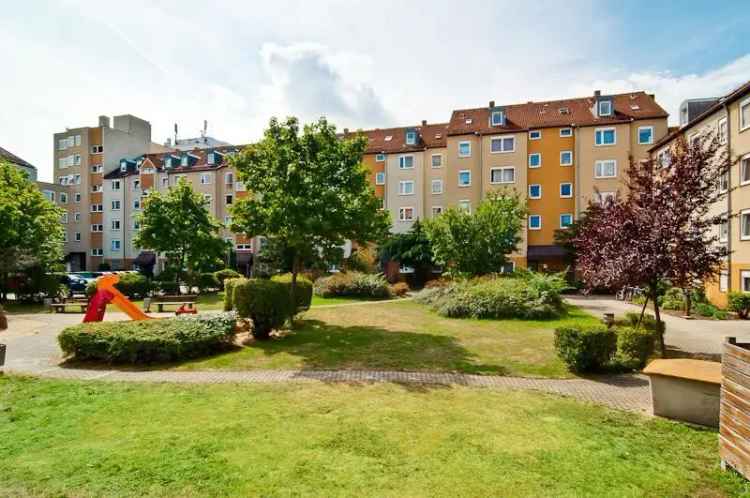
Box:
[643,358,722,427]
[51,302,88,313]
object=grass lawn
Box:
[0,376,744,498]
[177,300,599,377]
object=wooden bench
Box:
[144,296,198,313]
[643,358,722,427]
[51,302,88,313]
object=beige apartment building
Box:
[650,80,750,307]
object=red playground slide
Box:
[83,274,151,322]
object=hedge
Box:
[233,279,292,340]
[271,273,313,312]
[616,326,656,369]
[223,277,246,311]
[214,269,242,290]
[58,312,237,364]
[314,272,392,299]
[554,326,617,372]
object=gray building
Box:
[0,145,38,181]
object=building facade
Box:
[1,145,38,180]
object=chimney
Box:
[489,100,495,108]
[174,123,178,145]
[98,115,110,128]
[594,90,601,98]
[421,120,427,126]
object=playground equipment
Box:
[83,274,151,322]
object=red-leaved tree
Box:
[573,134,729,355]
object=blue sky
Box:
[3,0,749,181]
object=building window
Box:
[431,154,443,168]
[406,131,417,145]
[560,183,573,198]
[207,153,216,165]
[60,192,68,203]
[595,127,616,146]
[595,160,617,178]
[61,212,68,223]
[458,170,471,187]
[91,248,103,257]
[431,206,443,216]
[375,172,385,185]
[43,190,55,202]
[399,155,414,169]
[528,215,542,230]
[112,240,121,251]
[598,100,612,117]
[491,110,505,126]
[638,126,654,145]
[718,117,728,145]
[226,194,233,205]
[741,98,750,132]
[111,200,121,210]
[91,145,103,154]
[133,179,140,190]
[90,224,103,232]
[490,136,515,153]
[203,194,212,205]
[375,153,385,162]
[560,150,573,166]
[458,200,471,213]
[560,128,573,137]
[224,216,231,226]
[161,177,169,188]
[111,220,121,231]
[74,212,81,222]
[74,174,81,184]
[740,270,750,293]
[529,130,541,140]
[235,181,246,192]
[431,179,443,194]
[490,167,515,184]
[458,141,471,157]
[200,173,211,185]
[528,153,541,168]
[528,184,541,199]
[181,156,189,167]
[399,181,415,195]
[133,199,140,210]
[75,232,81,242]
[91,164,102,173]
[225,172,234,185]
[62,232,68,243]
[75,193,81,203]
[399,207,414,222]
[741,155,750,185]
[91,185,102,193]
[112,180,121,191]
[133,220,140,230]
[741,210,750,240]
[720,271,729,292]
[560,214,573,228]
[720,172,729,193]
[720,216,729,243]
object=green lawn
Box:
[178,300,599,377]
[0,376,744,498]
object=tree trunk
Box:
[651,282,666,357]
[636,294,650,330]
[684,288,692,317]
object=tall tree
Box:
[0,161,64,301]
[378,220,434,285]
[230,117,390,300]
[134,178,228,292]
[572,135,730,355]
[424,192,526,276]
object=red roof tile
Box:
[348,123,449,154]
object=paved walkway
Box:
[566,295,750,359]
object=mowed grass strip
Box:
[179,300,599,377]
[0,376,744,498]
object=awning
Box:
[527,245,567,259]
[134,251,157,267]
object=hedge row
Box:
[314,272,392,299]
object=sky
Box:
[3,0,749,182]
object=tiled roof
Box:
[447,91,668,136]
[0,146,36,170]
[104,145,244,179]
[348,122,449,154]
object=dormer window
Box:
[207,153,215,165]
[120,161,127,172]
[384,135,392,142]
[559,107,570,115]
[181,155,188,167]
[465,118,473,125]
[598,100,613,117]
[406,131,417,145]
[164,158,171,168]
[491,110,504,126]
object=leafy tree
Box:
[134,179,229,292]
[572,135,730,355]
[230,117,390,302]
[378,220,434,285]
[0,161,64,301]
[424,192,526,276]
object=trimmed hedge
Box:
[86,273,152,299]
[616,327,656,369]
[214,269,242,290]
[554,326,617,373]
[58,312,237,364]
[314,272,392,299]
[223,277,246,311]
[233,279,292,340]
[729,292,750,319]
[271,273,313,312]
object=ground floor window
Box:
[720,271,729,292]
[742,271,750,293]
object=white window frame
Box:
[60,192,68,204]
[375,153,385,162]
[458,141,472,158]
[111,240,121,251]
[112,180,121,191]
[528,153,541,168]
[718,117,728,145]
[132,179,140,191]
[431,206,443,217]
[111,200,121,210]
[431,179,443,194]
[91,164,102,173]
[225,172,234,185]
[720,271,729,293]
[559,127,573,137]
[61,212,68,224]
[111,220,121,231]
[528,184,542,199]
[529,130,542,140]
[91,248,103,257]
[490,135,515,154]
[560,182,573,198]
[598,100,612,117]
[741,209,750,241]
[75,232,81,242]
[225,194,233,205]
[560,150,573,166]
[74,212,81,222]
[595,127,617,146]
[458,169,472,187]
[740,154,750,186]
[398,207,415,222]
[490,166,515,184]
[637,126,654,145]
[406,131,417,145]
[200,173,211,185]
[720,216,729,243]
[595,159,617,179]
[133,199,141,210]
[560,214,574,229]
[491,110,505,126]
[740,97,750,132]
[528,215,542,231]
[161,177,169,188]
[431,154,443,168]
[458,200,471,213]
[399,155,415,170]
[741,270,750,293]
[399,180,415,196]
[375,172,385,185]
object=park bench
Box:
[50,300,89,313]
[144,295,198,313]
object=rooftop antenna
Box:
[174,123,178,144]
[202,120,208,142]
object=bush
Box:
[693,302,727,320]
[729,292,750,319]
[390,282,410,297]
[184,272,220,294]
[554,326,617,372]
[314,272,392,299]
[155,281,180,295]
[223,277,246,311]
[233,279,292,339]
[616,327,655,369]
[661,287,684,311]
[214,269,242,290]
[58,312,237,364]
[623,312,666,334]
[86,273,152,299]
[271,273,313,312]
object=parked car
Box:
[60,274,89,296]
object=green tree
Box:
[230,116,390,301]
[0,161,64,301]
[378,220,434,285]
[134,179,229,292]
[424,192,526,276]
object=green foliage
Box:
[661,287,685,311]
[155,281,180,295]
[728,292,750,319]
[554,326,617,372]
[272,273,313,311]
[58,312,237,364]
[314,272,392,299]
[133,179,229,289]
[416,272,567,320]
[378,221,434,283]
[694,302,727,320]
[213,269,242,290]
[223,277,245,311]
[85,273,152,299]
[233,279,292,339]
[345,245,379,274]
[185,272,220,294]
[13,269,64,301]
[423,192,525,277]
[616,327,656,369]
[390,282,410,297]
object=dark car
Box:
[60,274,89,297]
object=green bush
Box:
[729,292,750,319]
[85,273,152,299]
[185,272,220,293]
[214,269,242,290]
[616,327,655,369]
[155,281,180,295]
[271,273,313,312]
[314,272,392,299]
[223,277,246,311]
[554,326,617,372]
[58,312,237,364]
[623,312,666,334]
[233,279,292,339]
[661,287,684,311]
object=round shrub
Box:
[390,282,410,297]
[223,277,246,311]
[314,272,392,299]
[616,327,655,369]
[233,279,292,340]
[729,292,750,319]
[271,273,313,312]
[58,312,237,364]
[214,269,242,290]
[554,326,617,373]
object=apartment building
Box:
[1,145,38,180]
[102,146,256,271]
[52,115,170,271]
[357,91,668,270]
[650,80,750,307]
